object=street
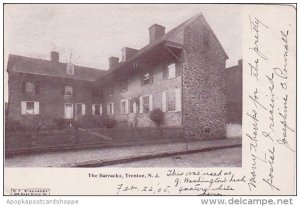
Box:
[5,138,241,167]
[106,147,242,167]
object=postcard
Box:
[3,4,296,195]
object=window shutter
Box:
[92,104,95,115]
[139,96,143,113]
[175,88,182,111]
[149,72,153,84]
[100,104,103,115]
[82,104,86,115]
[111,103,114,114]
[21,101,26,115]
[133,102,137,113]
[162,91,167,112]
[175,63,182,76]
[149,94,153,111]
[34,102,39,114]
[126,99,129,114]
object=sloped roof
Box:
[7,54,106,81]
[99,13,228,80]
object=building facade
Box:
[6,13,230,140]
[6,52,105,127]
[225,59,243,124]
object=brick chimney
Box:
[149,24,165,43]
[50,51,59,62]
[121,47,138,62]
[109,57,119,70]
[238,59,243,66]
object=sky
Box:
[4,4,242,101]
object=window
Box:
[129,99,135,113]
[107,103,114,115]
[92,104,102,115]
[141,72,153,85]
[65,86,73,96]
[67,63,74,75]
[167,63,176,79]
[143,73,150,84]
[162,89,181,112]
[21,101,39,115]
[76,104,82,114]
[76,103,85,115]
[25,82,35,93]
[139,95,153,113]
[108,87,114,96]
[143,96,150,113]
[26,102,34,114]
[120,80,128,92]
[163,63,181,80]
[167,90,176,111]
[121,100,128,114]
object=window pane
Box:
[108,87,114,95]
[26,102,34,114]
[95,105,100,115]
[143,73,150,84]
[65,86,73,96]
[167,90,176,111]
[143,96,149,104]
[110,103,113,114]
[121,101,126,114]
[143,96,150,113]
[168,64,176,79]
[26,102,34,110]
[129,99,134,113]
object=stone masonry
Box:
[182,16,227,139]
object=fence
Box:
[5,128,75,151]
[5,126,184,154]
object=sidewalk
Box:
[5,138,241,167]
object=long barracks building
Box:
[6,13,241,140]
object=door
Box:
[64,103,73,119]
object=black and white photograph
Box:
[4,4,242,168]
[3,3,296,196]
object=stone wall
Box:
[101,59,182,127]
[182,16,227,140]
